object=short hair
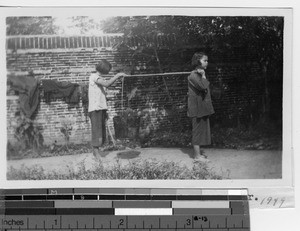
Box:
[191,52,207,68]
[96,59,112,74]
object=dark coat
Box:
[8,75,40,118]
[41,79,79,103]
[187,70,215,118]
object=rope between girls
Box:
[104,71,191,78]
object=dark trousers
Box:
[89,110,106,147]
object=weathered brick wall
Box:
[6,35,265,146]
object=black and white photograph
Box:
[3,7,292,182]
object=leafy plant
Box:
[102,15,283,124]
[6,16,58,35]
[60,118,74,149]
[10,112,43,154]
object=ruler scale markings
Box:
[228,189,248,195]
[192,216,194,229]
[74,195,98,200]
[5,201,54,208]
[202,195,229,200]
[159,217,161,229]
[23,195,47,200]
[176,189,203,195]
[1,188,250,231]
[125,195,151,200]
[100,195,125,200]
[48,189,73,195]
[47,195,73,200]
[177,195,202,200]
[125,189,151,195]
[115,208,172,216]
[100,188,125,194]
[5,208,56,215]
[172,201,230,208]
[151,189,177,195]
[152,195,177,200]
[57,208,115,215]
[74,188,99,194]
[22,189,48,195]
[5,196,22,201]
[229,195,249,201]
[174,208,232,215]
[113,201,171,208]
[202,189,229,195]
[3,189,22,195]
[55,200,112,208]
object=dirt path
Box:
[7,148,282,179]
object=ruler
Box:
[0,188,250,231]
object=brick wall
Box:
[6,35,265,146]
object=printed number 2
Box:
[119,219,124,226]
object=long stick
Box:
[107,125,116,146]
[103,71,191,78]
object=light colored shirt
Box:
[88,73,108,112]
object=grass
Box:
[7,158,223,180]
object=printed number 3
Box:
[186,219,191,226]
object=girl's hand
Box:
[196,68,205,75]
[115,72,127,79]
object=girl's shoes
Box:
[200,150,208,158]
[93,147,103,160]
[193,154,210,163]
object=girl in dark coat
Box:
[187,52,215,161]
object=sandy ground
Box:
[7,147,282,179]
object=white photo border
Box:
[0,7,293,192]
